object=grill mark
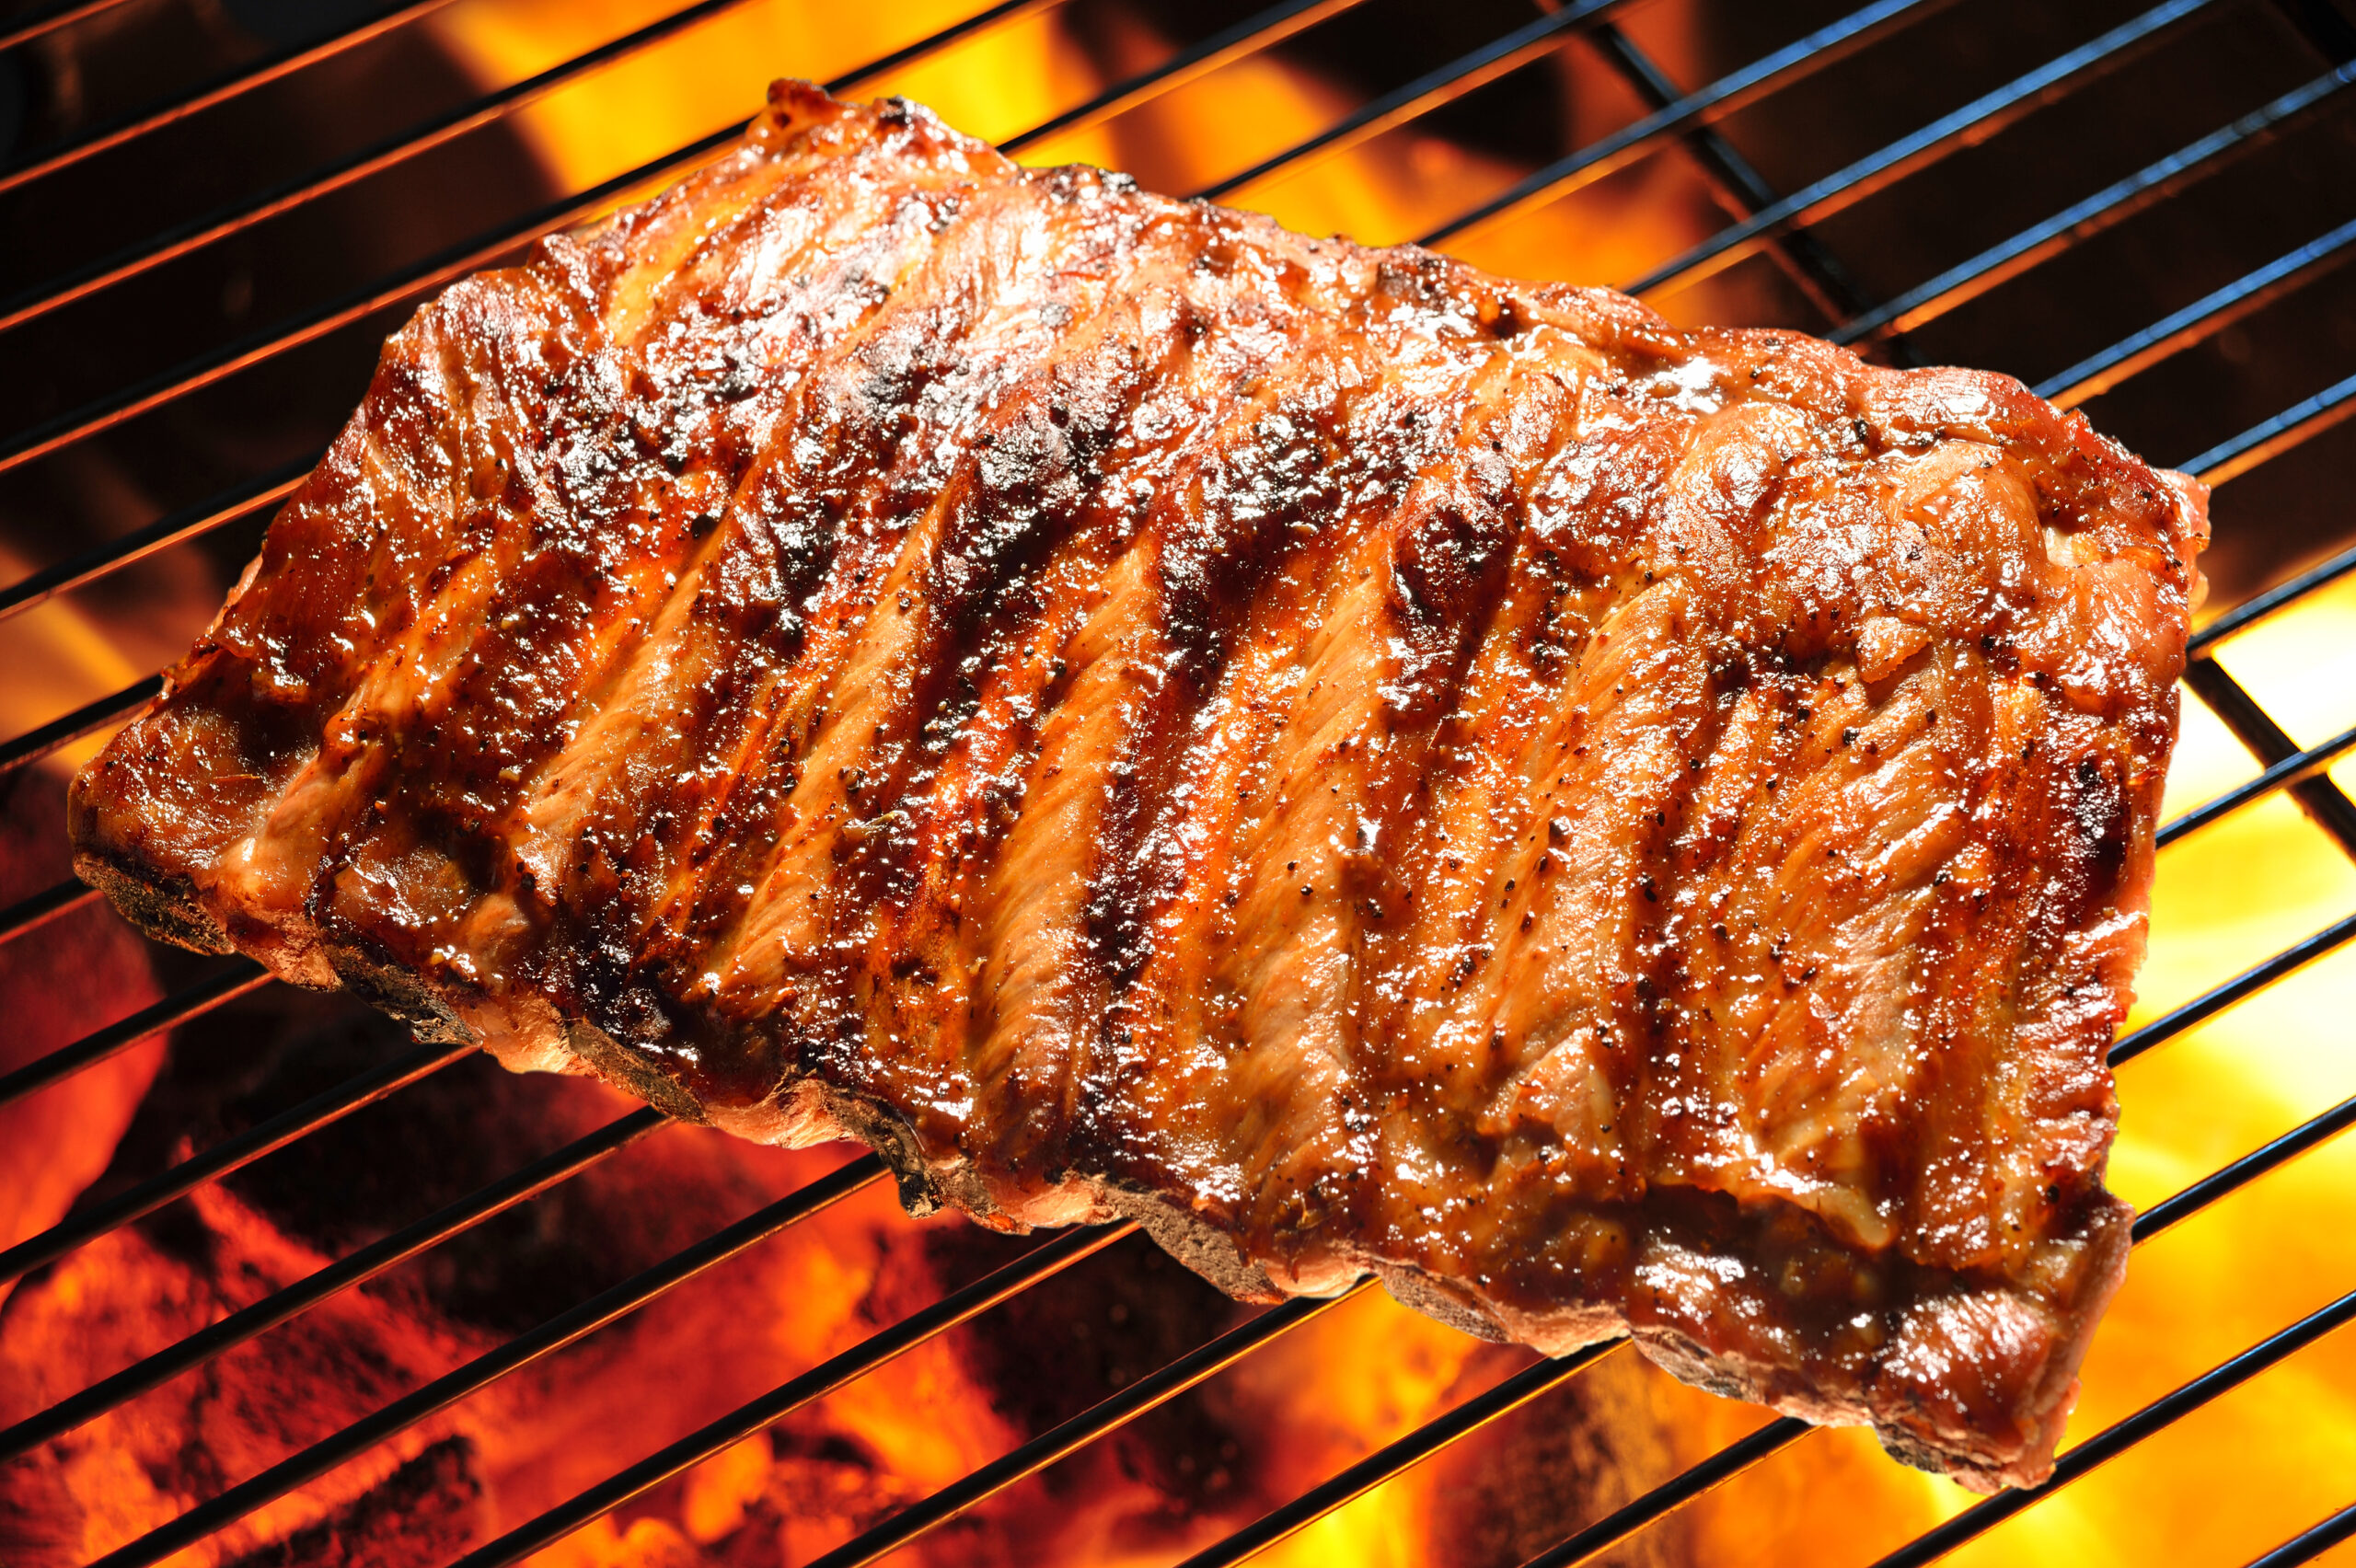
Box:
[182,320,489,917]
[499,160,1034,1073]
[697,177,1166,1059]
[1058,316,1381,1195]
[961,539,1167,1182]
[1201,397,1530,1247]
[212,272,597,963]
[846,283,1203,1175]
[641,178,1061,986]
[517,180,967,952]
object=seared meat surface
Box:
[71,83,2208,1490]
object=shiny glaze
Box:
[70,84,2209,1491]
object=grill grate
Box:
[1,1,2352,1564]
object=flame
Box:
[0,778,165,1320]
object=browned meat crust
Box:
[69,83,2208,1491]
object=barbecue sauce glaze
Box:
[72,83,2209,1490]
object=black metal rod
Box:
[0,458,306,622]
[2158,722,2356,848]
[1588,22,1905,352]
[2131,1092,2356,1243]
[2037,217,2356,408]
[0,1105,666,1462]
[2182,656,2356,860]
[0,1035,470,1288]
[1421,0,1945,248]
[0,876,100,950]
[2246,1498,2356,1568]
[1519,1417,1809,1568]
[0,673,160,780]
[0,0,464,198]
[826,0,1075,94]
[2111,906,2356,1066]
[1001,0,1365,156]
[1176,1340,1625,1568]
[1835,61,2356,346]
[452,1220,1139,1568]
[811,1281,1374,1568]
[0,0,1068,335]
[2190,541,2356,656]
[0,0,136,54]
[1870,1289,2356,1568]
[1618,0,2217,299]
[0,959,268,1111]
[2187,368,2356,486]
[87,1153,889,1568]
[1193,0,1638,202]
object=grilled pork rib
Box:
[70,82,2206,1490]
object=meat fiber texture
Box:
[71,83,2209,1490]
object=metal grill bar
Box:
[451,1220,1139,1568]
[2191,541,2356,655]
[0,459,306,625]
[809,1283,1375,1568]
[89,1152,888,1568]
[2038,219,2356,407]
[0,959,268,1111]
[0,673,160,780]
[2131,1091,2356,1242]
[1588,23,1899,349]
[1620,0,2217,299]
[2157,722,2356,847]
[2187,368,2356,485]
[1834,61,2356,346]
[0,0,1070,334]
[1175,1342,1625,1568]
[0,0,137,55]
[1002,0,1365,156]
[1871,1288,2356,1568]
[0,0,764,333]
[2181,659,2356,858]
[0,1035,470,1288]
[0,878,99,949]
[1420,0,1944,249]
[1521,1417,1807,1568]
[1192,0,1638,202]
[0,0,464,198]
[2110,907,2356,1066]
[0,137,736,479]
[2248,1499,2356,1568]
[0,1104,666,1462]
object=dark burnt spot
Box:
[2070,752,2129,894]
